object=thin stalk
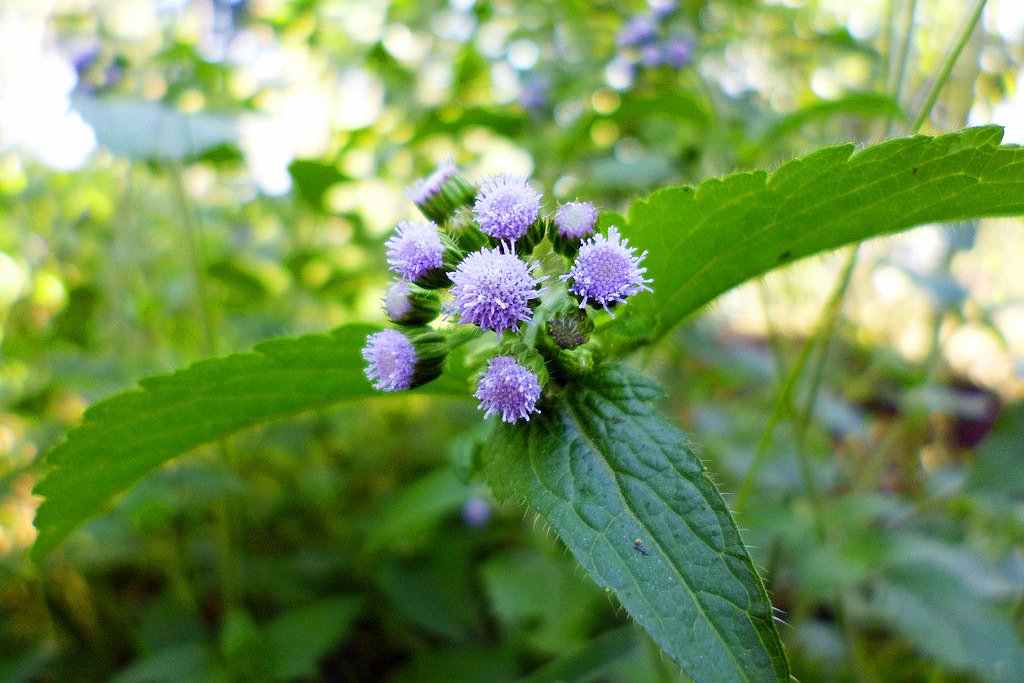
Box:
[792,248,859,542]
[910,0,989,134]
[168,165,219,357]
[890,0,920,107]
[168,163,240,610]
[734,247,857,512]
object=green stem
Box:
[735,248,857,513]
[168,165,219,357]
[890,0,919,107]
[910,0,989,134]
[792,248,859,541]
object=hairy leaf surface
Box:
[607,126,1024,350]
[484,365,788,683]
[31,324,469,560]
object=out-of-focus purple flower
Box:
[474,355,542,423]
[663,35,694,68]
[445,245,546,339]
[473,174,542,241]
[518,75,550,112]
[385,220,445,281]
[362,329,418,392]
[616,15,658,47]
[560,226,653,316]
[462,496,492,527]
[640,43,663,68]
[554,201,599,239]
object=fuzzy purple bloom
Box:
[362,329,417,392]
[445,245,546,339]
[640,43,663,68]
[616,15,658,47]
[385,220,444,281]
[474,355,542,423]
[554,201,599,239]
[405,157,457,205]
[663,36,693,68]
[560,226,653,316]
[472,174,542,240]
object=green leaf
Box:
[263,595,362,681]
[484,365,788,683]
[514,625,639,683]
[31,324,470,561]
[607,126,1024,350]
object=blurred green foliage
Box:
[1,0,1023,682]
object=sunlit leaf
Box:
[605,126,1024,351]
[31,324,471,560]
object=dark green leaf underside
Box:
[484,365,788,683]
[608,126,1024,349]
[31,324,470,560]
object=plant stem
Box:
[734,247,856,513]
[890,0,919,107]
[910,0,989,134]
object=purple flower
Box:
[554,202,599,239]
[560,226,653,316]
[663,36,693,68]
[445,245,546,339]
[474,355,542,423]
[384,281,414,320]
[616,16,657,47]
[405,157,458,206]
[385,220,444,281]
[362,329,417,392]
[462,496,492,527]
[640,43,663,68]
[473,174,541,241]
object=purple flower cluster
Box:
[609,1,694,86]
[362,159,653,424]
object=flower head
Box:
[474,355,542,423]
[385,220,444,281]
[663,36,693,68]
[362,327,447,391]
[560,226,653,316]
[554,201,599,239]
[445,245,546,339]
[362,329,418,392]
[473,174,541,241]
[616,15,658,47]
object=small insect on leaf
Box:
[633,538,648,555]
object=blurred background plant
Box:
[1,0,1023,681]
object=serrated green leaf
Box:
[607,126,1024,350]
[31,324,470,561]
[483,365,788,683]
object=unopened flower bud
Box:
[383,280,441,326]
[405,157,477,224]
